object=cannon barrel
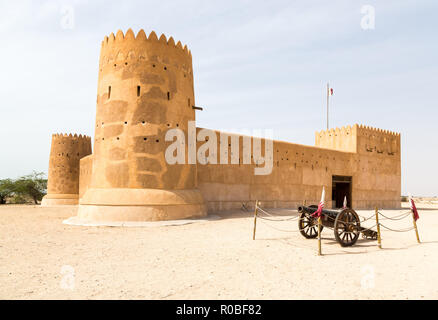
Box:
[298,205,340,217]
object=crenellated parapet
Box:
[354,124,400,137]
[99,29,193,76]
[315,124,400,156]
[315,124,358,153]
[355,124,400,155]
[41,133,92,206]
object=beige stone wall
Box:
[91,29,197,190]
[315,125,357,152]
[79,155,93,198]
[76,29,207,221]
[78,125,400,212]
[46,133,92,195]
[196,125,401,211]
[42,133,92,206]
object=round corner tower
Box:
[78,28,206,221]
[42,133,92,205]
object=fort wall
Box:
[48,28,401,222]
[77,29,206,221]
[197,126,400,211]
[42,133,91,206]
[79,155,93,198]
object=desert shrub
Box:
[0,179,15,204]
[11,195,27,204]
[13,172,47,205]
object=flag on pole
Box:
[328,88,334,96]
[409,194,419,221]
[311,187,325,218]
[343,196,347,209]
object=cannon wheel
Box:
[334,208,361,247]
[298,205,324,239]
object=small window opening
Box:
[108,86,111,99]
[167,92,170,100]
[143,138,147,141]
[164,66,167,70]
[137,86,141,97]
[156,139,159,143]
[188,98,191,107]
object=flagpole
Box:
[326,82,329,130]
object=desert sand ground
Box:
[0,202,437,299]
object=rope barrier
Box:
[260,214,377,234]
[256,207,300,221]
[258,219,308,233]
[357,213,377,222]
[258,215,299,222]
[378,223,415,233]
[377,211,411,221]
[252,199,420,252]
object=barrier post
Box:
[375,207,382,249]
[317,217,322,256]
[412,212,421,244]
[253,200,258,240]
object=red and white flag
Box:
[312,187,325,218]
[328,88,334,96]
[409,194,419,221]
[343,196,348,209]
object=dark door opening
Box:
[332,175,352,208]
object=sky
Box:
[0,0,437,196]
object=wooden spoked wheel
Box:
[334,208,361,247]
[299,211,324,239]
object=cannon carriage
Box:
[297,205,378,247]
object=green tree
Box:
[14,172,47,204]
[0,179,15,204]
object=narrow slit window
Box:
[188,98,190,107]
[108,86,111,99]
[167,92,170,100]
[137,86,140,97]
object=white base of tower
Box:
[41,193,79,206]
[76,188,207,222]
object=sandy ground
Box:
[0,203,437,300]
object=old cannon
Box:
[297,205,378,247]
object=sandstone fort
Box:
[41,29,401,222]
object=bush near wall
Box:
[0,172,47,205]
